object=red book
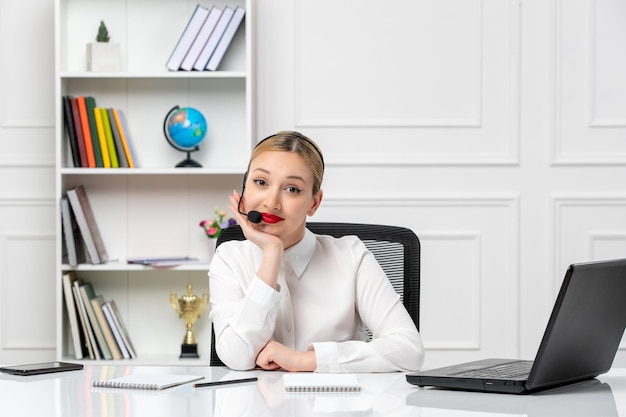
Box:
[77,96,96,168]
[69,97,88,167]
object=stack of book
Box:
[62,272,136,360]
[166,4,246,71]
[61,185,108,266]
[62,95,137,168]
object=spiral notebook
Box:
[283,373,361,392]
[92,373,204,390]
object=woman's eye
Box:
[253,179,266,186]
[286,186,302,194]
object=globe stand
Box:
[176,150,202,168]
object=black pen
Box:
[193,377,258,388]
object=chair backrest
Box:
[209,222,420,366]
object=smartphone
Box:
[0,361,83,376]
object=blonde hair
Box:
[248,131,324,195]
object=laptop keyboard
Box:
[452,360,533,379]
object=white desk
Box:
[1,365,624,416]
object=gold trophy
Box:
[170,284,209,358]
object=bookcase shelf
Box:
[60,71,248,79]
[55,0,253,365]
[60,168,245,175]
[61,262,212,272]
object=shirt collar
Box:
[284,228,316,278]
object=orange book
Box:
[113,109,135,168]
[77,96,96,167]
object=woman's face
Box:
[244,150,323,248]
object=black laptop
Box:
[406,258,626,394]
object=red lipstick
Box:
[261,213,283,224]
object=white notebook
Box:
[283,373,361,392]
[92,374,204,390]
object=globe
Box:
[163,105,207,167]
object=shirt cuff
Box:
[310,342,339,373]
[245,276,282,308]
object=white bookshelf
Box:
[54,0,253,364]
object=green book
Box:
[79,282,112,360]
[85,97,103,167]
[100,108,119,168]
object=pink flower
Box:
[199,207,236,239]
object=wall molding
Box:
[552,194,626,294]
[292,0,521,167]
[321,194,521,353]
[0,233,56,351]
[0,155,54,168]
[551,0,626,165]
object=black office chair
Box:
[209,222,420,366]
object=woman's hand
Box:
[229,190,283,290]
[228,190,283,251]
[256,340,317,372]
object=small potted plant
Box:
[87,20,121,72]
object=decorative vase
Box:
[208,238,217,259]
[87,42,121,72]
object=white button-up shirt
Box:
[209,229,425,373]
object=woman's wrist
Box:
[257,245,284,290]
[300,350,317,372]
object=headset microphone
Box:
[240,206,263,224]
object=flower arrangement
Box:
[199,207,237,239]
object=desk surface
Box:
[1,365,625,417]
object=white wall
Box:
[0,0,624,368]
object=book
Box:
[92,374,204,390]
[60,195,85,266]
[107,108,128,168]
[62,96,80,167]
[101,303,128,358]
[206,6,245,71]
[77,96,96,168]
[193,6,234,71]
[126,256,198,265]
[66,185,108,264]
[165,4,211,71]
[112,109,135,168]
[79,282,112,360]
[180,6,222,71]
[70,97,88,167]
[85,96,104,167]
[93,106,111,167]
[282,374,361,392]
[72,278,99,360]
[116,109,139,168]
[102,299,135,359]
[91,295,123,360]
[100,108,119,168]
[62,272,84,359]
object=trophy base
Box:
[179,343,199,359]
